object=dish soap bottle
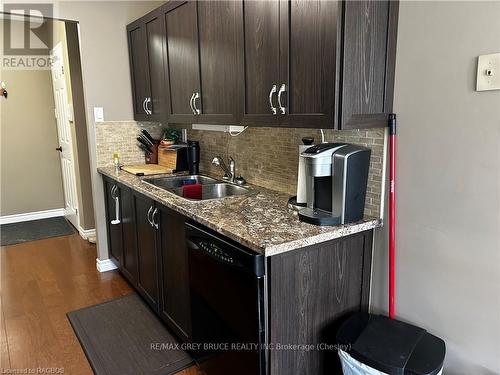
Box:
[113,152,120,172]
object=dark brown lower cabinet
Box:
[120,186,138,285]
[133,191,160,312]
[157,207,191,340]
[103,178,123,266]
[268,230,373,375]
[103,176,374,374]
[104,180,191,340]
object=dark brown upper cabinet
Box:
[242,0,397,129]
[241,0,337,128]
[240,0,281,126]
[280,0,338,128]
[127,8,166,122]
[127,0,398,129]
[339,0,398,129]
[162,1,242,124]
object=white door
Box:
[50,43,79,228]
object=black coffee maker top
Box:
[303,142,347,154]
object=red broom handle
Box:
[389,114,397,319]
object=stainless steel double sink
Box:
[142,175,250,201]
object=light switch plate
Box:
[94,107,104,122]
[476,53,500,91]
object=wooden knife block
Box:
[145,142,159,164]
[158,145,189,172]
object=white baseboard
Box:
[79,227,96,240]
[0,208,65,225]
[96,258,118,273]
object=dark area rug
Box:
[0,216,75,246]
[67,293,193,375]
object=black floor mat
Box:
[67,294,194,375]
[0,216,75,246]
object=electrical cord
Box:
[229,126,248,137]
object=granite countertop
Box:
[98,167,381,256]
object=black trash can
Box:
[336,313,446,375]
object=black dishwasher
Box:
[186,222,266,375]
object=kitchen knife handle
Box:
[142,130,155,144]
[269,85,277,115]
[278,83,286,114]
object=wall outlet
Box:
[94,107,104,122]
[476,53,500,91]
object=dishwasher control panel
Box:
[198,240,235,265]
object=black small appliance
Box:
[187,140,200,175]
[298,143,371,226]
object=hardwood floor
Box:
[0,233,203,375]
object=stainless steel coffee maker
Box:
[298,143,371,226]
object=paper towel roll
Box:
[296,144,310,204]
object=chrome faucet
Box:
[212,156,234,182]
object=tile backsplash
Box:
[95,121,386,218]
[187,127,386,218]
[95,121,164,168]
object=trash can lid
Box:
[336,313,446,375]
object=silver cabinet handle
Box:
[269,85,277,115]
[193,92,201,115]
[145,97,152,115]
[142,98,148,114]
[189,93,196,114]
[147,206,154,227]
[152,208,159,229]
[278,84,286,114]
[111,185,120,225]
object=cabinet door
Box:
[133,192,159,311]
[163,1,200,124]
[121,186,138,286]
[127,19,151,121]
[196,1,243,124]
[279,0,338,128]
[339,0,391,129]
[103,179,122,266]
[143,8,167,122]
[240,0,280,126]
[158,206,191,340]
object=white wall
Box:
[0,68,65,216]
[0,20,65,217]
[56,1,162,258]
[371,2,500,374]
